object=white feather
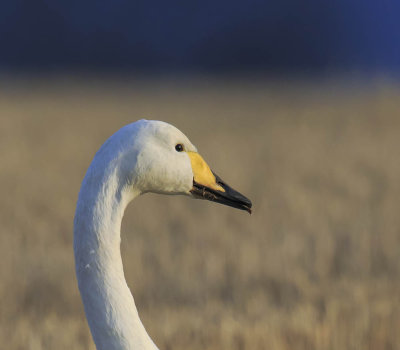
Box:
[74,120,197,350]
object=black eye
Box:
[175,144,184,152]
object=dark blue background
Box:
[1,0,399,73]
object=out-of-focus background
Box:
[1,2,400,350]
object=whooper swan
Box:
[74,120,252,350]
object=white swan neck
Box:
[74,165,158,350]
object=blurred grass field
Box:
[1,76,400,350]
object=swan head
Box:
[106,120,252,213]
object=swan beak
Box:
[187,152,252,214]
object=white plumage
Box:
[74,120,251,350]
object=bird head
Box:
[110,120,252,213]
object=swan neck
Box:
[74,167,157,350]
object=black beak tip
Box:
[241,197,252,214]
[192,175,253,215]
[223,184,252,214]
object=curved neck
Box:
[74,165,158,350]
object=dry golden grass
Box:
[1,76,400,350]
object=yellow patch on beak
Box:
[187,152,225,192]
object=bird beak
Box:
[187,152,252,214]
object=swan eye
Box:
[175,144,184,152]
